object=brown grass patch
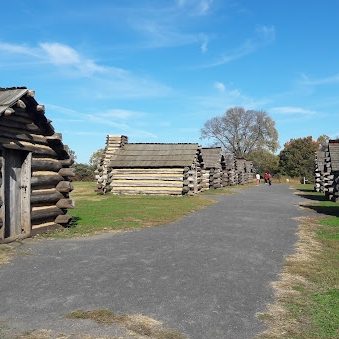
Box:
[15,329,121,339]
[256,215,337,338]
[66,310,186,339]
[0,244,16,265]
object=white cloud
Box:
[40,43,80,65]
[0,40,171,98]
[213,81,225,92]
[270,106,317,116]
[201,25,276,68]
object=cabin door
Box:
[2,149,31,241]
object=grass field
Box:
[258,184,339,339]
[44,181,215,238]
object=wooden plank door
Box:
[3,149,31,241]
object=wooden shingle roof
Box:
[109,143,200,168]
[0,87,28,114]
[329,140,339,172]
[201,147,224,169]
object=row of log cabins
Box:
[0,87,74,243]
[96,135,254,195]
[314,139,339,202]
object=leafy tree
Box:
[317,134,329,151]
[278,136,318,180]
[89,148,104,169]
[247,149,279,175]
[73,163,95,181]
[201,107,279,157]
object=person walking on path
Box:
[264,171,272,185]
[255,173,261,185]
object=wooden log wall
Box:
[0,93,74,240]
[223,155,236,186]
[201,169,210,191]
[314,151,325,192]
[96,135,128,194]
[235,159,246,185]
[323,142,339,202]
[110,168,184,195]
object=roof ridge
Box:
[0,86,27,91]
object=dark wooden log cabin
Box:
[0,87,74,243]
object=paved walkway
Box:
[0,184,307,338]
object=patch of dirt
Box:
[66,310,186,339]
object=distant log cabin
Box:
[323,139,339,201]
[0,87,74,243]
[201,147,226,190]
[96,135,203,195]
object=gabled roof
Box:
[109,143,200,168]
[329,140,339,172]
[0,87,70,159]
[201,147,225,169]
[0,87,28,114]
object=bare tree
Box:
[201,107,279,157]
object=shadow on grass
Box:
[296,193,327,202]
[67,216,81,228]
[300,204,339,217]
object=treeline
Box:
[72,106,332,183]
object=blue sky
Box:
[1,0,339,163]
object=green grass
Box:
[258,184,339,339]
[45,181,214,238]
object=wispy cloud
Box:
[213,81,226,92]
[201,25,275,68]
[200,34,209,53]
[300,72,339,86]
[176,0,214,16]
[271,106,317,116]
[0,40,171,98]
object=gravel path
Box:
[0,184,306,338]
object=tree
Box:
[278,136,318,180]
[73,163,95,181]
[201,107,279,157]
[317,134,329,151]
[247,149,279,175]
[89,148,104,169]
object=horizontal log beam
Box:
[31,190,64,205]
[58,168,75,177]
[32,158,62,172]
[56,198,74,209]
[55,214,72,225]
[31,206,63,223]
[56,181,74,193]
[31,172,63,188]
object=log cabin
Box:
[201,147,226,190]
[0,87,74,243]
[323,140,339,201]
[96,135,203,195]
